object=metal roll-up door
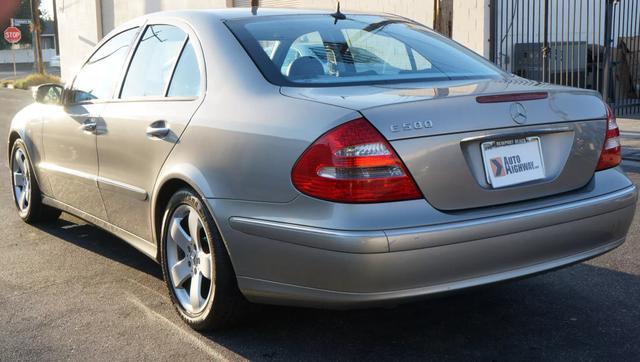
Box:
[233,0,302,7]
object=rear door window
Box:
[167,41,202,97]
[121,25,187,98]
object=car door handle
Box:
[80,119,97,132]
[146,121,170,139]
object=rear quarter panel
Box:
[159,91,359,203]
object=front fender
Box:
[8,103,42,154]
[8,103,40,161]
[7,103,53,195]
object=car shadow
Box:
[204,264,640,360]
[33,217,162,279]
[32,207,640,360]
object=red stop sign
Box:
[4,27,21,44]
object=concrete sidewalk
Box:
[618,115,640,161]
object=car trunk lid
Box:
[282,78,608,210]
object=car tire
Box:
[160,188,248,330]
[10,139,61,223]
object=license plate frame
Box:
[481,136,545,188]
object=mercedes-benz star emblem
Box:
[510,102,528,124]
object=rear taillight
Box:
[596,103,621,171]
[291,118,422,203]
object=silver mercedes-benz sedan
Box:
[8,8,637,330]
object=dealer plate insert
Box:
[481,137,545,188]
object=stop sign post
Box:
[4,27,22,77]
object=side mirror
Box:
[33,83,64,105]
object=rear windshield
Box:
[226,14,503,87]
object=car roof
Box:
[143,7,389,22]
[206,8,334,19]
[107,8,406,40]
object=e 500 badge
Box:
[390,120,433,133]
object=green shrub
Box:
[13,73,61,90]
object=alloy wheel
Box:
[12,148,31,215]
[166,204,214,315]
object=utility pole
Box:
[488,0,495,62]
[30,0,45,74]
[52,0,60,55]
[433,0,439,30]
[602,0,614,103]
[542,0,549,83]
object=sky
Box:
[41,0,54,19]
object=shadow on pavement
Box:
[26,194,640,360]
[33,218,162,279]
[204,264,640,360]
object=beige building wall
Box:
[451,0,491,58]
[100,0,231,37]
[231,1,434,27]
[56,0,104,82]
[287,0,435,29]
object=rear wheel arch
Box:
[153,178,193,258]
[152,177,227,261]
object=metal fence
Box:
[489,0,640,116]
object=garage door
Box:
[233,0,302,7]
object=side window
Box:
[70,28,138,103]
[342,29,428,74]
[281,32,327,77]
[258,40,280,59]
[121,25,187,98]
[281,48,301,75]
[167,41,201,97]
[412,49,432,71]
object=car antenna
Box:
[331,1,346,23]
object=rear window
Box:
[226,14,502,87]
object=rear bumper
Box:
[238,238,624,308]
[212,172,637,309]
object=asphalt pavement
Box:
[1,87,640,361]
